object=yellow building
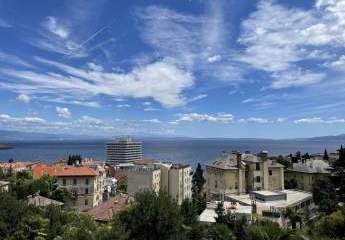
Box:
[285,159,331,192]
[33,164,105,211]
[206,151,284,200]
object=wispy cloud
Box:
[173,112,234,124]
[294,117,345,124]
[0,18,12,28]
[0,57,193,108]
[0,51,34,68]
[238,117,270,124]
[237,0,345,89]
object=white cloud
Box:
[174,112,234,124]
[0,114,46,125]
[0,57,194,108]
[56,107,71,119]
[294,117,345,124]
[16,94,30,103]
[116,104,131,108]
[242,98,255,104]
[239,117,270,124]
[207,55,222,63]
[270,69,325,89]
[238,0,345,89]
[0,18,11,28]
[142,118,161,124]
[143,101,151,106]
[43,16,69,39]
[144,107,160,112]
[188,94,208,103]
[87,62,104,72]
[136,3,243,82]
[79,115,103,125]
[0,51,34,68]
[277,117,286,123]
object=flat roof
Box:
[226,190,312,209]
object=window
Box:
[269,170,272,176]
[256,176,261,183]
[215,180,218,189]
[62,179,66,186]
[73,178,77,185]
[85,178,89,185]
[85,188,89,194]
[256,163,260,171]
[85,199,88,206]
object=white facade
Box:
[106,137,142,165]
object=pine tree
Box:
[191,163,206,214]
[323,149,329,161]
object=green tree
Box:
[59,212,98,240]
[117,176,127,193]
[192,163,207,214]
[312,208,345,239]
[312,177,337,213]
[207,224,233,240]
[99,215,129,240]
[0,192,46,239]
[119,191,184,240]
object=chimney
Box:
[236,152,242,168]
[259,150,268,162]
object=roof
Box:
[0,180,9,186]
[33,164,97,179]
[0,161,40,170]
[287,159,331,174]
[27,194,64,207]
[134,159,160,165]
[226,190,312,210]
[87,195,132,222]
[199,201,252,223]
[206,152,240,170]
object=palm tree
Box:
[283,208,304,229]
[246,220,303,240]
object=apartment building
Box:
[33,164,105,211]
[167,164,192,205]
[127,162,192,204]
[127,165,161,195]
[285,159,331,192]
[206,151,284,200]
[106,137,142,166]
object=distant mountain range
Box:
[1,129,345,142]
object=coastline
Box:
[0,144,13,150]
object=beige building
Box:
[285,159,331,192]
[127,166,161,195]
[166,164,192,204]
[206,151,284,200]
[127,162,192,204]
[33,164,105,211]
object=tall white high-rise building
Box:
[106,137,142,165]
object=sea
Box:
[0,138,343,167]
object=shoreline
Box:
[0,144,13,150]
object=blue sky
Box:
[0,0,345,139]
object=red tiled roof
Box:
[33,164,97,179]
[87,195,132,222]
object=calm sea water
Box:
[0,139,343,167]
